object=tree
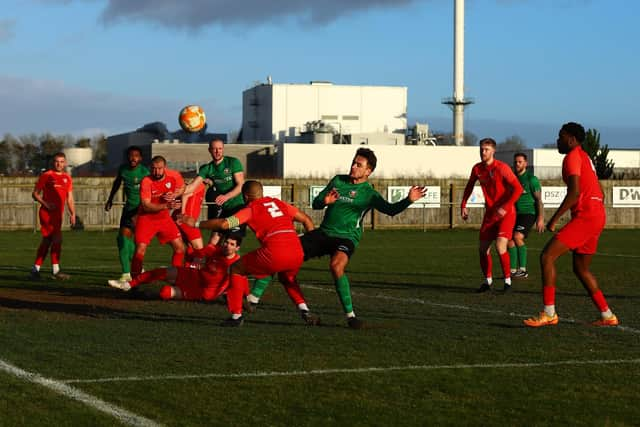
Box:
[582,128,614,179]
[497,135,527,152]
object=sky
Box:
[0,0,638,148]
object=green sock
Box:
[335,275,353,314]
[508,246,518,270]
[517,245,527,270]
[251,276,272,298]
[117,234,134,274]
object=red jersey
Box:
[199,244,240,288]
[35,170,73,214]
[139,169,184,219]
[562,146,604,217]
[234,197,300,244]
[463,159,522,212]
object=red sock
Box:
[279,273,305,306]
[590,289,609,312]
[34,240,51,266]
[131,253,144,276]
[159,285,173,300]
[51,242,62,265]
[130,268,168,287]
[227,274,248,315]
[543,285,556,306]
[480,252,492,279]
[499,251,510,279]
[171,251,184,267]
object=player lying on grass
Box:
[524,122,618,328]
[108,234,244,301]
[179,180,319,327]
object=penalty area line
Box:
[62,358,640,384]
[0,359,160,427]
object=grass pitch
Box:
[1,229,639,426]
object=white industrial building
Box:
[241,81,407,145]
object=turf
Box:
[1,229,639,426]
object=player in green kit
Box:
[300,148,426,329]
[105,146,150,281]
[184,138,244,245]
[507,152,544,279]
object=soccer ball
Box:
[179,105,207,133]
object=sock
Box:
[281,278,305,306]
[159,285,174,300]
[297,303,309,312]
[251,276,272,298]
[131,253,144,275]
[499,251,511,279]
[171,251,184,268]
[601,308,613,319]
[52,264,60,275]
[480,252,492,281]
[34,240,50,267]
[504,277,511,286]
[51,242,61,265]
[544,305,556,317]
[346,311,356,318]
[517,245,527,270]
[508,246,518,271]
[117,234,134,274]
[33,265,41,272]
[130,268,168,287]
[590,289,609,313]
[247,293,260,304]
[543,285,556,306]
[485,277,493,286]
[335,275,354,314]
[227,274,248,314]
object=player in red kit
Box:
[524,122,618,327]
[461,138,523,292]
[174,180,207,267]
[131,156,185,276]
[108,234,243,301]
[181,180,318,327]
[30,152,76,280]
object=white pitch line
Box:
[0,359,161,427]
[302,284,640,335]
[62,358,640,384]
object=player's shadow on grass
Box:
[0,296,218,324]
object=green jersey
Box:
[313,175,412,246]
[118,164,149,210]
[515,170,541,215]
[198,156,244,209]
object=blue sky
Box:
[0,0,638,147]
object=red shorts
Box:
[178,222,203,243]
[556,214,605,255]
[39,208,62,238]
[479,211,516,241]
[240,238,304,279]
[174,268,205,301]
[135,215,181,245]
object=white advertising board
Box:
[613,186,640,207]
[541,186,567,208]
[387,186,441,208]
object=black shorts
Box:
[207,203,247,237]
[300,229,356,261]
[119,207,138,230]
[513,213,536,238]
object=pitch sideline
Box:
[0,359,160,427]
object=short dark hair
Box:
[127,145,142,156]
[151,155,166,164]
[225,233,243,246]
[561,122,585,143]
[52,152,66,159]
[479,138,497,148]
[514,152,527,161]
[354,147,377,172]
[209,138,224,149]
